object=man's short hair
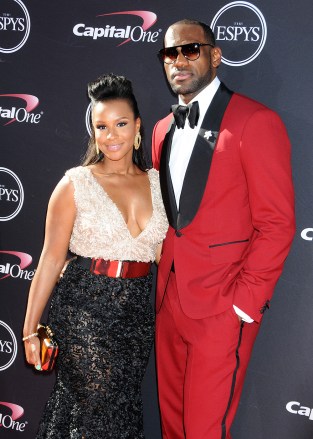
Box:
[170,19,216,46]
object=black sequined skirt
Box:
[36,261,154,439]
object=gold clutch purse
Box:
[37,323,59,371]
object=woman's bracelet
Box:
[22,332,38,342]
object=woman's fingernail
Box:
[35,364,42,371]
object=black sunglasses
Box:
[158,42,214,64]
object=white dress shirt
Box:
[169,77,253,323]
[169,77,220,206]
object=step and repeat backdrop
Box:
[1,0,313,438]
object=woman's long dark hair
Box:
[82,73,148,171]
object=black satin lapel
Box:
[159,120,178,229]
[178,83,233,230]
[177,135,213,229]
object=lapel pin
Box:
[204,130,213,140]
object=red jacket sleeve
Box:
[233,108,295,321]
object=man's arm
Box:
[233,108,295,322]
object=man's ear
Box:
[211,47,222,68]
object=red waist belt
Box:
[74,256,151,278]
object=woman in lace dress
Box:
[23,73,168,438]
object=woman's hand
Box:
[24,336,42,371]
[58,256,76,281]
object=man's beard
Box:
[169,74,211,97]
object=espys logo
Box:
[0,94,42,126]
[0,168,24,221]
[0,0,30,54]
[286,401,313,421]
[0,401,27,431]
[0,321,17,372]
[301,228,313,241]
[85,103,92,136]
[73,10,160,46]
[0,250,34,281]
[211,1,267,66]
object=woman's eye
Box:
[117,121,127,127]
[96,125,106,130]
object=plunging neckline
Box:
[86,167,154,240]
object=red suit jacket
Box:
[152,84,295,323]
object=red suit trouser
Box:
[156,272,260,439]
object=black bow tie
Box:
[171,101,199,129]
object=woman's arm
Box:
[23,176,76,369]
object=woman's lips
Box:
[106,144,122,151]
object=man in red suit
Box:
[152,19,295,439]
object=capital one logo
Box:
[211,1,267,66]
[301,228,313,241]
[286,401,313,421]
[0,321,17,371]
[0,94,42,126]
[0,401,27,431]
[73,10,160,46]
[0,0,31,53]
[0,250,34,281]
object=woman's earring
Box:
[134,132,141,150]
[96,143,100,155]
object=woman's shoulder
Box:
[147,167,160,181]
[147,168,162,198]
[65,166,94,186]
[65,165,87,178]
[60,166,94,205]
